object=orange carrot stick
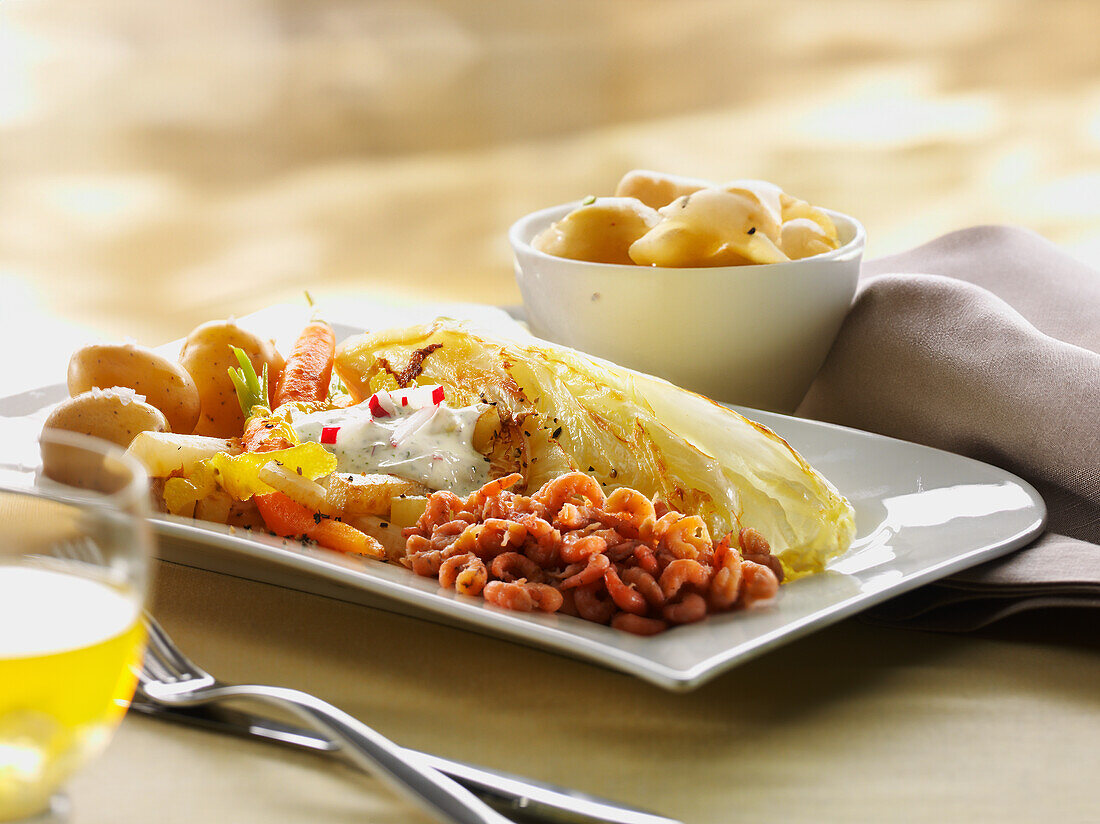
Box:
[241,415,295,454]
[272,320,336,408]
[255,492,384,558]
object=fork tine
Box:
[141,613,205,680]
[137,642,177,685]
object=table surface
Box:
[4,1,1100,821]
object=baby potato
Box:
[533,197,661,265]
[781,218,837,260]
[614,170,711,210]
[629,188,789,268]
[780,196,839,242]
[68,342,200,434]
[42,388,169,487]
[44,387,169,447]
[720,179,785,237]
[178,319,284,438]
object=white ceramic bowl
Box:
[510,202,865,412]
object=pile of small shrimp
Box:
[401,471,782,635]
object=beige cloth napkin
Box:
[797,225,1100,629]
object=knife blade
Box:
[127,696,680,824]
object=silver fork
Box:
[136,614,514,824]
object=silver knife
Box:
[127,696,680,824]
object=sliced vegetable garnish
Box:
[208,441,337,501]
[366,384,445,419]
[163,463,217,516]
[368,393,393,418]
[389,404,439,448]
[227,346,269,417]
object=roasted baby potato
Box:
[532,197,660,265]
[67,342,200,434]
[178,319,284,438]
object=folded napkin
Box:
[797,225,1100,630]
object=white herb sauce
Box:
[290,402,490,494]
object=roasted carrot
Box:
[255,492,384,558]
[272,320,336,408]
[241,415,295,453]
[230,324,371,554]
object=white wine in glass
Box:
[0,430,151,822]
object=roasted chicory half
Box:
[335,320,855,579]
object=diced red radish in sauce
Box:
[367,385,445,419]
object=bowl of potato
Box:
[510,170,865,413]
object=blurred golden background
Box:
[2,0,1098,344]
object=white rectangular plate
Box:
[0,303,1046,691]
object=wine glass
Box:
[0,429,152,823]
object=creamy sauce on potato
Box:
[291,402,490,494]
[537,172,841,267]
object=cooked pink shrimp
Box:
[707,532,743,610]
[739,527,784,582]
[573,582,615,624]
[655,514,711,560]
[557,587,579,617]
[603,567,647,615]
[611,613,668,636]
[416,490,464,532]
[483,580,535,611]
[490,551,544,583]
[739,527,770,557]
[465,473,523,508]
[480,493,516,521]
[604,487,657,539]
[621,566,664,609]
[516,514,561,567]
[438,553,488,596]
[659,558,711,600]
[535,472,605,513]
[633,545,659,575]
[606,540,640,562]
[560,533,608,564]
[477,518,528,553]
[404,545,464,577]
[558,552,611,589]
[483,580,562,613]
[662,592,707,624]
[553,502,587,531]
[512,495,549,520]
[526,583,564,612]
[428,519,471,551]
[739,560,780,608]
